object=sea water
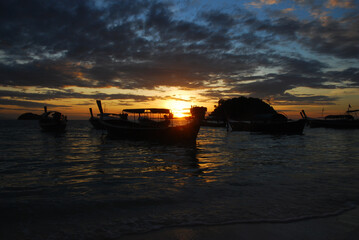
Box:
[0,120,358,239]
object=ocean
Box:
[0,120,358,239]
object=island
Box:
[17,112,41,120]
[209,97,286,121]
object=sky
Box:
[0,0,358,119]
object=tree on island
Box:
[209,97,287,121]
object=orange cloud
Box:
[281,8,295,14]
[326,0,355,8]
[310,9,331,26]
[247,0,280,8]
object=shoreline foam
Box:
[121,207,359,240]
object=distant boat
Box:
[302,109,359,129]
[96,100,206,143]
[228,114,306,135]
[201,118,226,127]
[39,106,67,131]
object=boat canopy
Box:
[123,108,170,114]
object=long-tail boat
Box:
[89,105,130,130]
[89,108,104,129]
[39,106,67,131]
[228,113,306,134]
[301,109,359,129]
[96,100,206,143]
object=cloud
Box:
[281,8,295,14]
[201,10,236,29]
[0,88,155,103]
[0,98,70,108]
[0,0,358,110]
[326,0,355,9]
[300,16,359,58]
[247,0,281,8]
[325,67,359,86]
[271,93,338,105]
[250,11,359,59]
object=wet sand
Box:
[121,207,359,240]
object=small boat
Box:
[228,114,306,135]
[96,100,206,143]
[39,106,67,131]
[302,109,359,129]
[201,118,226,127]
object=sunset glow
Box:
[164,100,192,118]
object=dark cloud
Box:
[258,8,359,59]
[201,10,236,29]
[0,61,91,88]
[325,67,359,86]
[271,93,338,106]
[228,63,356,101]
[300,18,359,59]
[0,98,69,108]
[0,89,154,103]
[255,17,301,40]
[0,0,358,109]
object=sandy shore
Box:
[121,207,359,240]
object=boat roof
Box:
[123,108,170,114]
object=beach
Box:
[122,207,359,240]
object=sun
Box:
[165,100,192,118]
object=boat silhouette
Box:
[96,100,206,143]
[39,106,67,131]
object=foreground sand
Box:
[121,207,359,240]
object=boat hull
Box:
[39,120,67,131]
[309,119,359,129]
[230,119,306,134]
[39,109,67,131]
[228,121,251,131]
[89,117,105,129]
[201,120,226,127]
[101,119,202,144]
